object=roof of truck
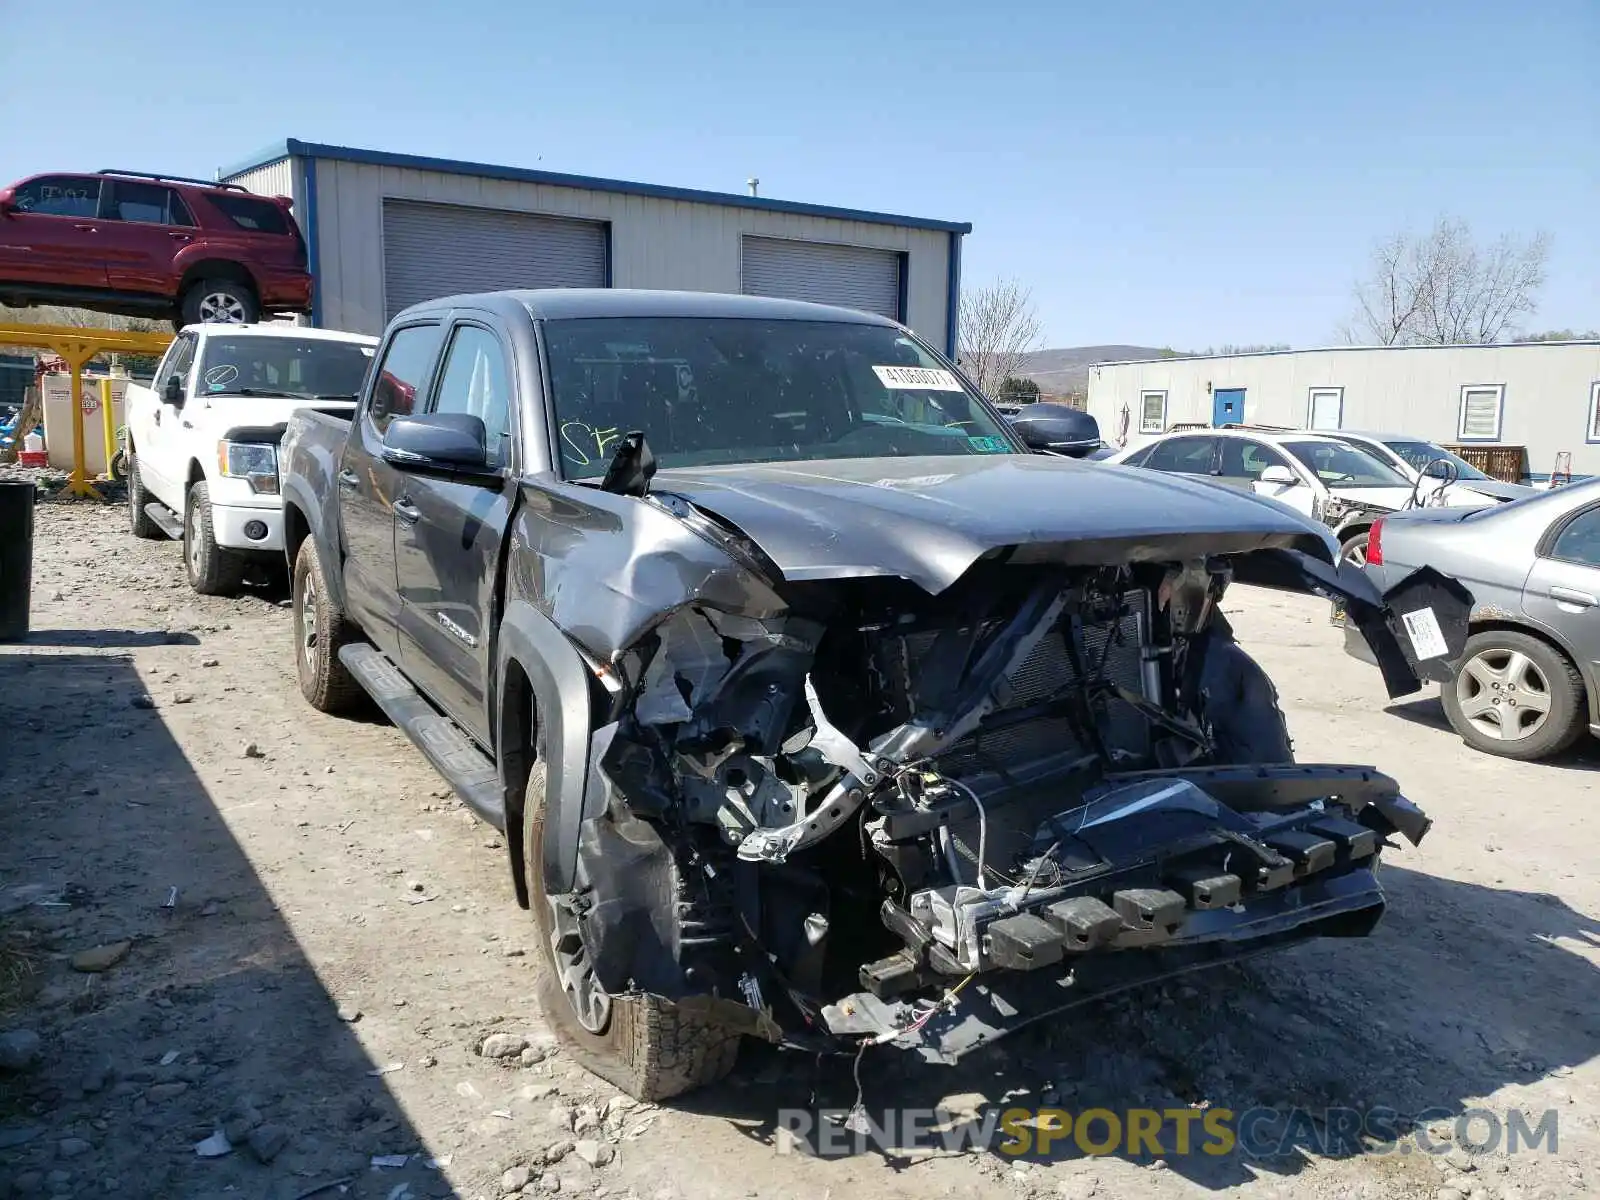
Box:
[179,322,378,344]
[398,288,902,327]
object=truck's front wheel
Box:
[291,539,364,715]
[525,756,741,1101]
[183,482,247,596]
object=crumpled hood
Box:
[652,455,1337,594]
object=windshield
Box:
[1382,439,1492,481]
[1282,440,1411,488]
[542,317,1019,478]
[197,336,375,400]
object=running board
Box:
[144,503,183,540]
[338,643,505,831]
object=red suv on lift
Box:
[0,169,313,330]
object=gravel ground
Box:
[0,477,1596,1200]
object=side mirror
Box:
[1012,423,1054,452]
[381,412,494,477]
[1258,465,1299,487]
[163,375,184,405]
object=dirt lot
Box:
[1,484,1596,1200]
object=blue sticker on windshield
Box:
[967,436,1009,454]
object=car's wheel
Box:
[179,278,258,327]
[1440,631,1587,761]
[291,539,364,714]
[126,451,163,540]
[526,751,741,1101]
[183,481,246,596]
[1338,530,1371,567]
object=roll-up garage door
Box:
[382,200,607,321]
[740,236,902,319]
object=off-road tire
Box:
[291,539,365,715]
[526,759,741,1101]
[126,451,163,540]
[1440,630,1587,761]
[183,481,246,596]
[178,278,258,329]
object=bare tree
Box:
[958,277,1042,397]
[1343,218,1550,346]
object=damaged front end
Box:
[552,518,1442,1062]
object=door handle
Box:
[168,232,191,241]
[1549,586,1596,607]
[392,497,421,526]
[337,468,359,490]
[73,224,97,232]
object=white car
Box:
[125,323,378,594]
[1314,430,1538,505]
[1104,427,1497,564]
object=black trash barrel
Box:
[0,481,35,642]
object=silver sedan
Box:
[1356,478,1600,760]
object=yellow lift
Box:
[0,323,174,498]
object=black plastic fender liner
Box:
[497,596,600,895]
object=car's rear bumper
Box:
[256,270,313,313]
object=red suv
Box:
[0,169,313,330]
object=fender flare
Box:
[497,598,595,896]
[280,478,347,611]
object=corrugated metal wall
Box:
[299,157,954,348]
[221,157,302,212]
[1086,344,1600,479]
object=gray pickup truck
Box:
[279,289,1462,1101]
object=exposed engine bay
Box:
[563,553,1435,1061]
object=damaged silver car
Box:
[279,290,1466,1101]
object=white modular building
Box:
[1087,341,1600,482]
[219,140,967,355]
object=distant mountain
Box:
[1016,345,1171,394]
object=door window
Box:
[11,175,102,218]
[1218,438,1291,482]
[431,326,512,467]
[1549,507,1600,567]
[102,180,193,226]
[366,323,443,435]
[1143,435,1217,474]
[156,334,196,392]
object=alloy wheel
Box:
[198,292,248,323]
[299,576,319,670]
[1455,648,1552,741]
[544,895,611,1034]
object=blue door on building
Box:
[1212,388,1245,426]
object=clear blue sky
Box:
[2,0,1594,349]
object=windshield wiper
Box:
[312,393,359,402]
[206,388,311,400]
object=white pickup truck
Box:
[125,323,378,594]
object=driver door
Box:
[134,332,195,506]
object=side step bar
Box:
[339,643,505,831]
[144,503,184,541]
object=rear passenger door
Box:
[395,318,518,743]
[1140,435,1221,483]
[1523,503,1600,681]
[98,180,195,295]
[341,320,444,658]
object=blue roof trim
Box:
[221,139,972,234]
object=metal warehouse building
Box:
[1087,341,1600,481]
[219,139,966,353]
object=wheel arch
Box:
[496,598,600,903]
[1466,618,1597,727]
[177,259,260,301]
